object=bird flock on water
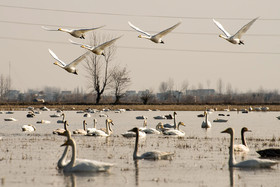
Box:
[3,106,278,174]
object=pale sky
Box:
[0,0,280,94]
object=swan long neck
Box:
[173,112,177,129]
[62,114,65,121]
[83,121,86,130]
[67,140,76,170]
[105,120,110,135]
[229,131,236,167]
[241,130,247,146]
[57,145,69,169]
[133,129,140,160]
[93,119,97,128]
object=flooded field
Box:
[0,109,279,187]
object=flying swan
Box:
[48,49,89,75]
[221,127,278,168]
[69,36,122,56]
[128,21,181,44]
[213,17,258,45]
[129,127,174,160]
[41,25,104,39]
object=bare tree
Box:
[84,33,116,104]
[140,89,154,104]
[111,66,131,104]
[0,74,11,101]
[217,78,224,95]
[159,82,168,93]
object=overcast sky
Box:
[0,0,280,94]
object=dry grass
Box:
[1,104,280,111]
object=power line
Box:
[0,36,279,55]
[1,4,280,21]
[1,20,280,37]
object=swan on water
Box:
[234,127,251,153]
[69,36,121,56]
[73,120,87,135]
[57,113,66,123]
[163,122,185,137]
[213,17,258,45]
[141,120,161,134]
[221,127,278,168]
[122,122,146,138]
[257,148,280,158]
[36,120,51,124]
[86,119,97,134]
[129,127,174,160]
[201,111,211,129]
[86,119,114,137]
[53,121,69,135]
[128,21,181,44]
[163,112,177,129]
[48,49,90,75]
[41,25,104,39]
[22,124,36,132]
[60,130,114,172]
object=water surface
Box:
[0,110,279,186]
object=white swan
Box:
[163,122,185,137]
[87,119,97,134]
[141,121,161,134]
[57,113,66,123]
[122,122,146,138]
[73,120,87,135]
[221,127,278,168]
[129,127,174,160]
[4,117,17,121]
[41,25,104,39]
[87,119,114,137]
[36,120,51,124]
[48,49,89,75]
[201,111,211,129]
[22,124,36,132]
[69,36,121,56]
[128,21,181,44]
[234,127,251,153]
[213,17,258,45]
[53,121,69,135]
[60,131,114,172]
[163,112,177,129]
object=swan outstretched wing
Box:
[48,49,66,67]
[155,21,181,38]
[41,26,59,31]
[68,51,90,68]
[233,17,258,39]
[128,21,151,37]
[95,36,121,50]
[69,39,93,49]
[213,19,231,37]
[73,25,105,33]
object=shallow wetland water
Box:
[0,109,279,186]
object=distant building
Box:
[186,89,215,96]
[125,90,137,96]
[61,91,72,95]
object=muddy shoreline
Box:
[1,103,280,111]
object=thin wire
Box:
[1,4,280,21]
[0,36,279,55]
[1,20,280,37]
